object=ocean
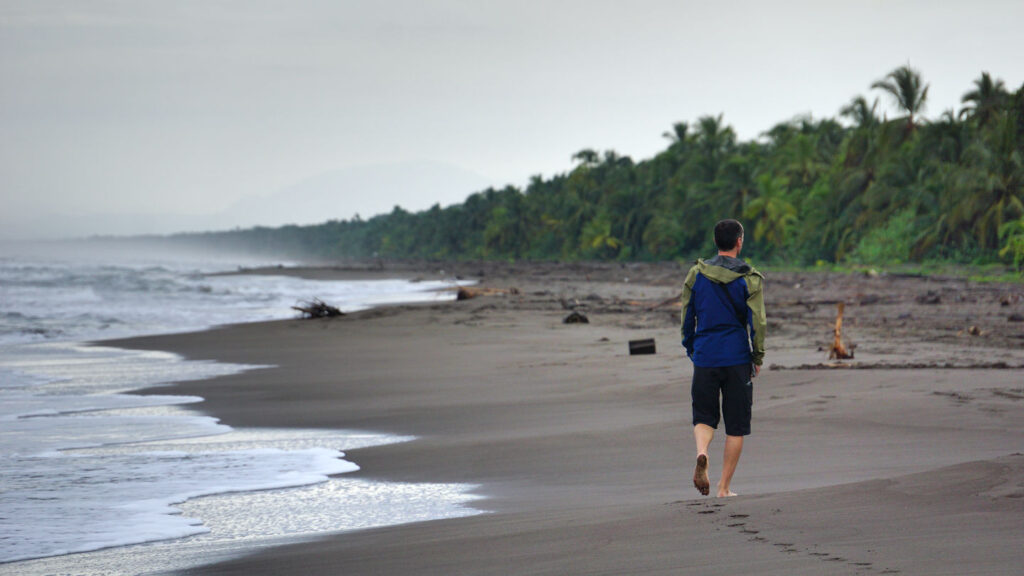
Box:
[0,244,482,575]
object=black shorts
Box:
[691,364,753,436]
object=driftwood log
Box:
[291,298,344,318]
[828,302,854,359]
[456,286,520,300]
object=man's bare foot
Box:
[693,454,710,496]
[716,489,737,498]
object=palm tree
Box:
[693,114,736,182]
[840,95,880,129]
[714,154,756,217]
[744,174,797,250]
[571,148,599,166]
[872,65,929,129]
[960,71,1008,127]
[662,121,689,146]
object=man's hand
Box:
[752,364,761,378]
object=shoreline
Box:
[89,262,1024,575]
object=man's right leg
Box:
[693,423,714,496]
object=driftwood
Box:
[828,302,855,359]
[644,293,682,311]
[456,286,520,300]
[291,298,344,318]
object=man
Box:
[680,219,766,497]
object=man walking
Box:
[681,219,766,497]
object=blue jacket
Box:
[680,255,766,367]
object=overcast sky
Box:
[2,0,1022,239]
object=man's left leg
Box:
[691,367,721,496]
[717,435,743,497]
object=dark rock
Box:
[563,311,589,324]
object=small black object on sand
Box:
[563,311,589,324]
[629,338,656,355]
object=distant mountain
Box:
[217,160,495,229]
[2,161,495,240]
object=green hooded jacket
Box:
[680,257,766,366]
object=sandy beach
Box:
[106,261,1024,575]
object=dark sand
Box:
[105,262,1024,575]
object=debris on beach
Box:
[291,298,345,318]
[560,297,585,310]
[644,293,682,311]
[828,302,855,360]
[961,325,983,337]
[856,293,882,305]
[773,361,1024,370]
[628,338,656,355]
[456,286,520,300]
[916,291,942,305]
[563,311,589,324]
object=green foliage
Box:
[848,209,917,265]
[999,218,1024,272]
[165,66,1024,270]
[743,175,796,252]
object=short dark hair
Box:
[714,219,744,251]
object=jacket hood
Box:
[698,255,753,284]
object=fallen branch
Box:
[644,293,682,311]
[292,298,344,318]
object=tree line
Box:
[170,66,1024,269]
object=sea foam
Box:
[0,255,481,572]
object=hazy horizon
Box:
[3,1,1022,240]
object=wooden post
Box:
[828,302,854,359]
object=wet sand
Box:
[107,262,1024,575]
